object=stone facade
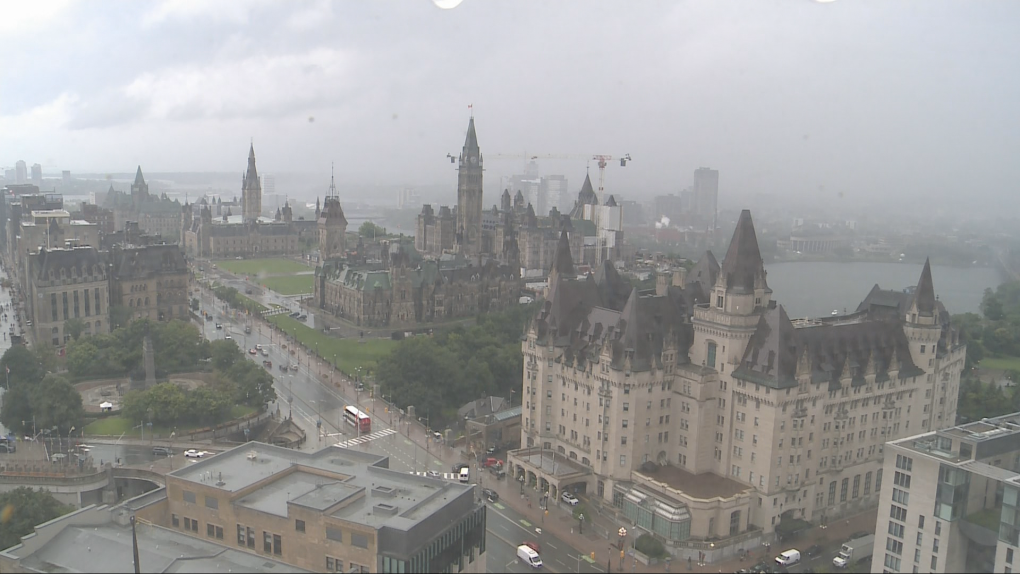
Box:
[181,146,302,258]
[509,209,965,548]
[104,168,183,241]
[25,246,110,345]
[314,241,521,328]
[109,243,190,322]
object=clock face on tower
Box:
[470,157,478,165]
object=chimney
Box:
[672,268,686,287]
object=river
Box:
[763,261,1000,319]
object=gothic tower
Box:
[318,166,348,260]
[241,143,262,222]
[456,116,484,256]
[130,166,148,209]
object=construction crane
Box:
[480,153,633,268]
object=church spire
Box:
[719,209,768,294]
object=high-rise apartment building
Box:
[508,209,965,558]
[31,163,42,187]
[692,167,718,225]
[15,160,27,184]
[872,413,1020,573]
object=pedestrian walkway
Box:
[330,428,395,447]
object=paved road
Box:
[194,280,595,574]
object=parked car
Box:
[152,446,172,456]
[426,470,440,478]
[262,360,272,369]
[215,323,222,329]
[279,364,288,372]
[775,549,801,567]
[184,449,206,458]
[452,462,469,473]
[482,488,499,502]
[356,382,365,391]
[255,344,262,350]
[261,349,269,357]
[561,492,579,506]
[290,364,299,371]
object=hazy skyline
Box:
[2,0,1018,205]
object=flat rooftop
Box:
[8,520,308,573]
[644,465,751,500]
[172,442,475,531]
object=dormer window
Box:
[716,295,724,308]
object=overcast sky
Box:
[1,0,1018,204]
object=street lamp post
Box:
[578,513,584,535]
[519,475,525,495]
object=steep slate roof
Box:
[914,258,936,315]
[569,173,598,219]
[463,116,479,153]
[243,144,260,192]
[605,195,617,207]
[686,250,720,300]
[34,247,106,280]
[734,305,924,390]
[550,230,575,278]
[319,196,348,226]
[133,166,145,186]
[719,210,769,295]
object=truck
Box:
[833,534,875,568]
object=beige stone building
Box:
[109,243,190,323]
[25,246,110,346]
[145,442,486,574]
[872,412,1020,574]
[508,209,965,558]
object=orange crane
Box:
[481,153,633,268]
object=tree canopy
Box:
[64,319,209,379]
[0,373,84,435]
[377,303,536,427]
[0,346,44,387]
[0,488,74,551]
[358,221,387,238]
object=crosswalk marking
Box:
[333,428,396,447]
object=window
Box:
[172,514,179,528]
[326,557,344,573]
[852,474,860,499]
[184,517,198,532]
[247,527,255,549]
[182,490,196,504]
[865,471,873,495]
[935,521,941,536]
[264,531,273,553]
[205,496,218,510]
[896,454,913,471]
[931,556,937,570]
[918,515,925,530]
[351,532,369,549]
[95,288,101,314]
[620,455,627,467]
[622,419,628,428]
[894,471,911,488]
[51,293,58,321]
[890,504,907,522]
[707,342,717,369]
[841,478,849,502]
[73,291,80,318]
[62,292,69,320]
[623,402,629,412]
[888,521,905,538]
[886,538,903,555]
[828,481,836,506]
[296,519,305,533]
[932,538,939,552]
[237,524,245,545]
[206,523,223,539]
[326,527,343,542]
[884,554,901,570]
[273,534,282,555]
[84,288,90,316]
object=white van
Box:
[517,544,543,568]
[775,549,801,566]
[459,467,470,483]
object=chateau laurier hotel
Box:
[507,210,965,555]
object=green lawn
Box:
[85,405,258,437]
[980,356,1020,371]
[237,293,268,313]
[268,315,396,375]
[259,274,315,295]
[215,258,312,276]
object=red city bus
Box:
[343,405,371,434]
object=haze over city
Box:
[2,0,1019,209]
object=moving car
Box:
[561,492,579,506]
[775,549,801,567]
[184,449,207,458]
[262,360,272,369]
[215,323,222,329]
[426,470,440,478]
[458,467,470,483]
[482,488,499,502]
[261,349,269,357]
[516,545,543,569]
[290,364,299,371]
[249,349,257,355]
[255,344,262,350]
[152,446,172,456]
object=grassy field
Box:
[259,274,315,295]
[85,404,258,437]
[980,356,1020,371]
[237,293,268,313]
[268,315,396,374]
[215,258,311,276]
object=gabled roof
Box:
[719,210,769,294]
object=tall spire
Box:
[719,209,768,294]
[133,166,145,186]
[463,116,479,155]
[327,162,338,199]
[914,257,936,314]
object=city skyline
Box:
[1,1,1018,207]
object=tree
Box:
[32,346,58,378]
[65,340,99,378]
[983,288,1005,321]
[64,318,86,341]
[109,305,132,329]
[0,386,33,435]
[28,374,85,435]
[0,346,43,387]
[210,339,240,371]
[227,361,277,407]
[359,221,387,238]
[0,488,75,551]
[191,297,200,312]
